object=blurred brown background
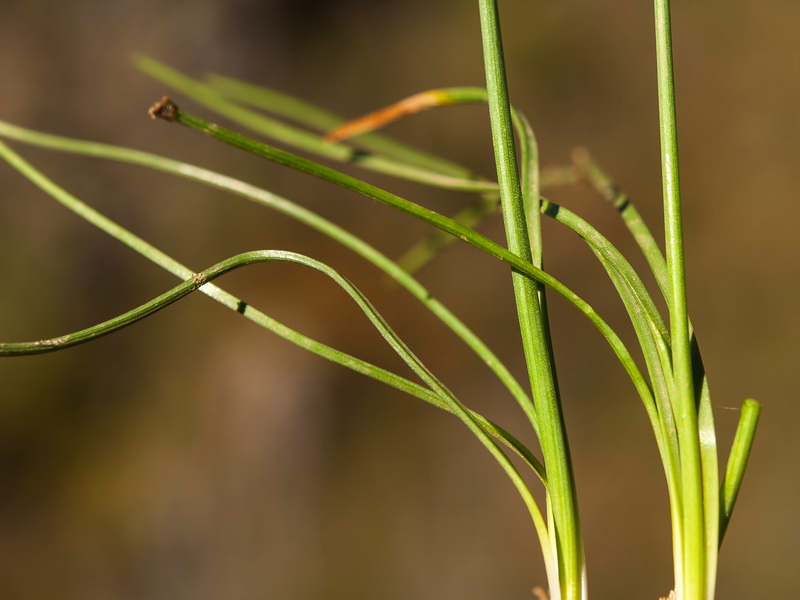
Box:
[1,0,797,598]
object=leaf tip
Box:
[324,89,446,144]
[148,96,178,121]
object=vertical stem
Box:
[653,1,705,598]
[477,2,582,598]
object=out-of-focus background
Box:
[1,0,797,598]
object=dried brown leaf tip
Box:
[658,590,677,600]
[531,586,549,600]
[148,96,177,121]
[324,89,448,143]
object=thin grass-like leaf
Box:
[148,91,670,480]
[147,99,658,434]
[316,82,713,599]
[205,75,576,270]
[576,148,761,586]
[0,137,547,482]
[1,132,555,569]
[0,120,678,471]
[0,119,535,433]
[205,73,472,178]
[133,56,496,193]
[719,398,761,543]
[317,85,554,439]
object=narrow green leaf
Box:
[0,118,535,433]
[146,100,656,444]
[205,73,473,178]
[0,137,546,483]
[134,55,496,193]
[576,145,724,600]
[719,399,761,543]
[0,121,679,486]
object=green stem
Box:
[477,2,581,598]
[653,1,705,597]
